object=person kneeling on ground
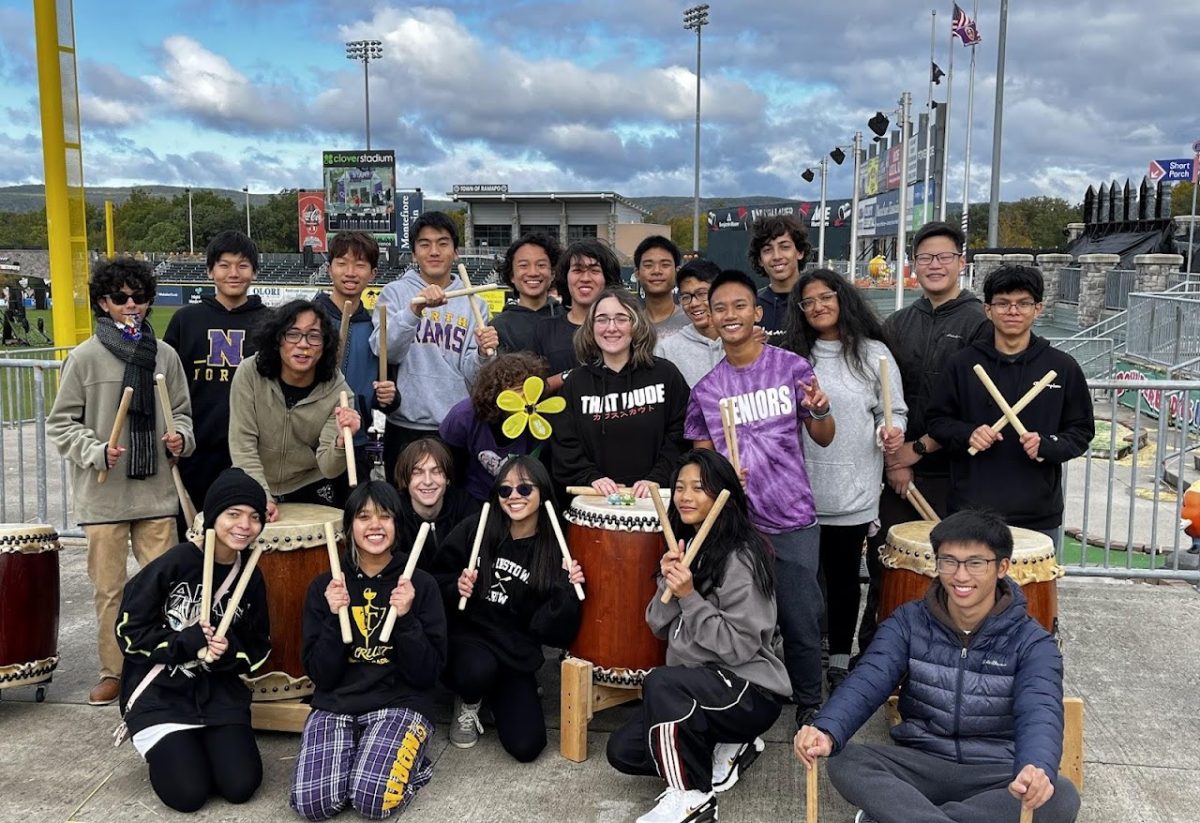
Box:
[793,509,1080,823]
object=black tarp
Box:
[1066,223,1180,269]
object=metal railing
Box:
[1058,266,1081,304]
[1124,291,1200,368]
[1048,337,1115,381]
[1104,269,1138,311]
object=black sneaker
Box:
[795,704,820,730]
[711,736,765,793]
[826,666,849,693]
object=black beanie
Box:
[203,468,268,531]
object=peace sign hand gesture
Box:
[798,375,830,416]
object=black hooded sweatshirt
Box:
[926,335,1094,529]
[551,356,689,489]
[493,299,562,354]
[301,548,447,718]
[396,487,482,570]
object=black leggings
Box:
[145,724,262,813]
[444,641,546,763]
[819,523,871,659]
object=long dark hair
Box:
[470,456,563,598]
[666,449,774,597]
[341,480,404,570]
[253,299,340,384]
[781,268,887,382]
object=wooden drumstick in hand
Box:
[545,500,586,601]
[200,529,215,625]
[565,485,633,497]
[719,398,741,474]
[661,489,731,604]
[807,757,819,823]
[968,370,1057,456]
[457,263,494,357]
[458,502,492,611]
[377,308,388,383]
[205,544,265,663]
[410,283,499,305]
[336,300,352,366]
[379,521,431,642]
[97,386,134,484]
[647,483,679,557]
[155,373,198,524]
[324,522,352,643]
[879,356,894,432]
[339,391,359,487]
[1020,806,1033,823]
[972,364,1044,463]
[906,482,940,523]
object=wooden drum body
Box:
[564,496,667,685]
[0,525,61,691]
[880,520,1062,634]
[193,503,343,701]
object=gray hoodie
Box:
[802,338,908,525]
[370,268,490,430]
[654,323,726,388]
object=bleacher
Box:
[151,252,498,287]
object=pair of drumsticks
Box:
[197,528,264,664]
[403,264,496,357]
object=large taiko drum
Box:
[880,520,1062,634]
[0,524,61,698]
[564,495,668,685]
[193,503,343,701]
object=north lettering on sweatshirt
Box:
[416,310,469,353]
[192,328,248,382]
[726,385,795,425]
[579,383,667,420]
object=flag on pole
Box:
[931,62,946,84]
[952,3,982,46]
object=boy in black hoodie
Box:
[492,232,563,353]
[927,265,1094,535]
[165,231,268,525]
[291,481,447,821]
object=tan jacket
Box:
[47,335,195,525]
[227,354,351,497]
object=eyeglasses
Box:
[798,292,838,312]
[935,556,998,576]
[914,252,963,266]
[679,290,710,305]
[283,329,325,346]
[988,300,1038,313]
[498,483,535,499]
[106,291,150,305]
[593,314,633,328]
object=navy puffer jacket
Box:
[814,579,1064,779]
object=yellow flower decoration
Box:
[496,376,566,441]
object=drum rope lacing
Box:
[563,653,652,687]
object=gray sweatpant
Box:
[827,742,1080,823]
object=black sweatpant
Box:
[607,666,781,792]
[444,640,546,763]
[145,724,262,813]
[819,523,871,659]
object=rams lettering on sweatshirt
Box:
[417,310,469,352]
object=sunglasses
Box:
[498,483,535,499]
[106,291,150,305]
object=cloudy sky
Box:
[0,0,1195,205]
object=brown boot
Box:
[88,676,120,706]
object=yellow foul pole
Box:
[105,200,114,257]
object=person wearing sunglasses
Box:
[429,456,584,758]
[795,509,1079,823]
[48,256,195,708]
[551,288,690,499]
[927,265,1093,540]
[228,300,359,520]
[779,268,907,694]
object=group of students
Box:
[44,209,1090,822]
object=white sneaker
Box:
[449,697,483,749]
[711,737,765,793]
[636,788,718,823]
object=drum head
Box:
[565,492,668,533]
[0,524,61,554]
[189,503,344,552]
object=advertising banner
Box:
[395,189,423,252]
[322,150,397,238]
[298,191,328,253]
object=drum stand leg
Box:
[559,658,642,763]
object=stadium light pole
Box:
[242,186,251,238]
[683,5,709,254]
[830,136,861,279]
[801,158,829,267]
[346,39,384,150]
[185,187,194,255]
[987,0,1009,247]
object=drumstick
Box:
[806,758,819,823]
[457,263,494,357]
[339,391,358,487]
[972,364,1044,463]
[661,489,731,604]
[377,307,388,383]
[336,299,352,366]
[545,500,587,601]
[200,529,215,625]
[879,356,893,431]
[565,485,634,497]
[155,373,198,525]
[97,386,134,484]
[409,283,500,305]
[324,521,352,643]
[719,398,741,474]
[379,521,431,642]
[906,483,941,523]
[205,544,265,663]
[647,483,680,557]
[1020,807,1033,823]
[458,502,492,611]
[968,370,1058,456]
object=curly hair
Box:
[470,352,550,422]
[553,239,623,308]
[498,233,562,290]
[747,214,811,277]
[780,268,888,382]
[252,299,340,384]
[88,257,156,318]
[573,288,657,370]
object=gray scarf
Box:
[94,318,159,479]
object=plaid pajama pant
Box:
[290,707,435,821]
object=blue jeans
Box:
[769,524,823,708]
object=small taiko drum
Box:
[0,524,61,699]
[564,495,668,686]
[192,503,343,701]
[879,520,1062,634]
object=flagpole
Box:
[987,0,1009,247]
[939,20,955,221]
[923,9,936,222]
[960,0,979,243]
